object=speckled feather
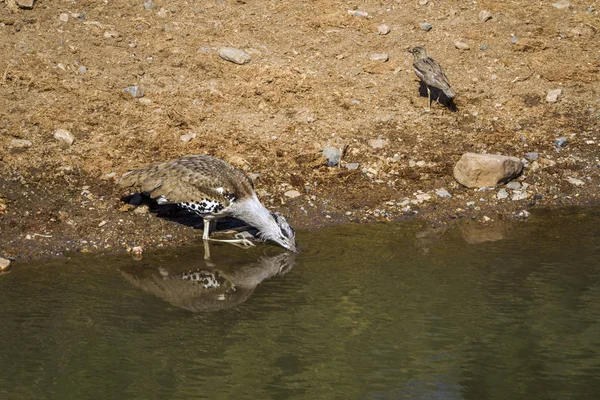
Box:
[411,47,455,99]
[118,155,254,214]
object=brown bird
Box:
[409,46,455,110]
[118,155,297,252]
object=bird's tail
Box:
[444,87,456,99]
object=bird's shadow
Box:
[121,194,255,234]
[418,82,458,112]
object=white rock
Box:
[15,0,35,9]
[53,129,75,147]
[59,13,69,23]
[284,190,302,199]
[567,177,585,186]
[180,132,197,143]
[348,10,369,17]
[0,256,11,271]
[511,191,529,201]
[454,153,523,188]
[455,41,470,50]
[505,181,522,190]
[369,53,389,62]
[377,24,391,35]
[552,1,571,9]
[9,139,32,150]
[218,47,251,65]
[435,188,452,198]
[416,161,426,167]
[104,30,120,39]
[478,10,493,22]
[546,88,562,103]
[368,137,389,149]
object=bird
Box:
[409,46,455,110]
[118,155,297,252]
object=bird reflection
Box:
[120,247,295,312]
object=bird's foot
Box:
[207,235,256,249]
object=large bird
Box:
[409,46,455,110]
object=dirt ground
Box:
[1,0,599,261]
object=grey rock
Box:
[524,152,539,161]
[143,1,155,10]
[552,0,570,9]
[15,0,35,9]
[347,10,369,17]
[9,139,32,150]
[478,10,493,22]
[546,88,562,103]
[78,65,87,74]
[123,85,145,98]
[180,132,197,143]
[455,41,470,50]
[511,191,528,201]
[323,146,341,167]
[53,128,75,147]
[218,47,251,65]
[480,44,488,50]
[419,22,432,31]
[554,137,567,149]
[506,181,522,190]
[369,53,389,62]
[435,188,452,198]
[284,190,302,199]
[567,177,585,186]
[377,24,391,35]
[59,13,69,23]
[368,137,389,149]
[515,210,531,219]
[511,35,519,44]
[497,188,509,200]
[453,153,523,188]
[346,162,360,170]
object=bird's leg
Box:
[426,86,431,111]
[202,218,255,249]
[203,239,211,260]
[202,218,211,240]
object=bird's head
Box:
[409,46,428,59]
[261,212,297,253]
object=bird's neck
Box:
[233,194,277,238]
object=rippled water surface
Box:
[1,208,600,399]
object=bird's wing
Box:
[414,58,453,93]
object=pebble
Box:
[511,191,528,201]
[478,10,493,22]
[134,205,150,214]
[368,137,388,149]
[554,137,567,149]
[419,0,428,5]
[138,98,152,105]
[131,246,144,259]
[552,0,571,9]
[123,85,145,98]
[104,30,120,39]
[369,53,389,62]
[59,13,69,23]
[180,132,197,143]
[323,146,341,167]
[0,256,11,272]
[416,161,426,167]
[546,88,562,103]
[480,44,488,51]
[435,188,452,198]
[78,65,87,74]
[516,210,531,219]
[419,22,432,32]
[347,10,369,17]
[15,0,35,9]
[377,24,391,35]
[53,128,75,147]
[98,221,107,227]
[506,181,522,190]
[511,36,519,44]
[9,139,32,150]
[524,152,539,161]
[466,201,475,207]
[414,193,432,203]
[567,177,585,186]
[455,41,470,50]
[218,47,251,65]
[156,8,168,18]
[346,162,360,170]
[284,190,302,199]
[143,1,155,10]
[497,189,509,200]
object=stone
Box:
[506,181,522,190]
[511,191,529,201]
[9,139,32,150]
[180,132,197,143]
[368,137,388,149]
[284,190,302,199]
[78,65,87,74]
[480,44,488,51]
[347,10,368,17]
[377,24,391,35]
[453,153,524,188]
[419,22,432,31]
[0,256,11,272]
[218,47,251,65]
[419,0,428,5]
[15,0,35,9]
[546,88,562,103]
[322,146,341,167]
[104,30,120,39]
[123,85,145,98]
[478,10,493,22]
[516,210,531,219]
[53,128,75,147]
[567,177,585,186]
[369,53,389,62]
[455,41,470,50]
[134,205,150,214]
[554,137,567,149]
[143,1,155,10]
[497,188,509,200]
[524,152,539,161]
[59,13,69,23]
[435,188,452,198]
[552,0,570,9]
[345,162,360,170]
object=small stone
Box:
[368,137,389,149]
[143,1,155,10]
[466,201,476,207]
[511,191,529,201]
[15,0,35,9]
[480,44,488,51]
[416,161,426,167]
[454,153,524,188]
[419,0,428,5]
[284,190,302,199]
[552,0,571,10]
[9,139,32,150]
[377,24,391,35]
[156,8,168,18]
[138,98,152,105]
[546,88,562,103]
[455,41,470,50]
[123,85,145,98]
[524,152,539,161]
[131,246,144,260]
[369,53,389,62]
[419,22,432,31]
[218,47,251,65]
[478,10,493,22]
[180,132,197,143]
[347,10,369,17]
[506,181,522,190]
[104,30,120,39]
[59,13,69,23]
[0,257,11,272]
[567,177,585,186]
[497,188,509,200]
[323,146,341,167]
[415,193,432,203]
[53,128,75,147]
[482,216,491,222]
[516,210,531,219]
[346,162,360,170]
[134,205,150,214]
[435,188,452,198]
[554,137,567,149]
[511,36,519,44]
[78,65,87,74]
[98,221,107,227]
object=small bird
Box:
[118,155,297,252]
[409,46,455,110]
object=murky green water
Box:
[1,208,600,400]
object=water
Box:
[1,208,600,399]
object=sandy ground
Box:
[1,0,599,260]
